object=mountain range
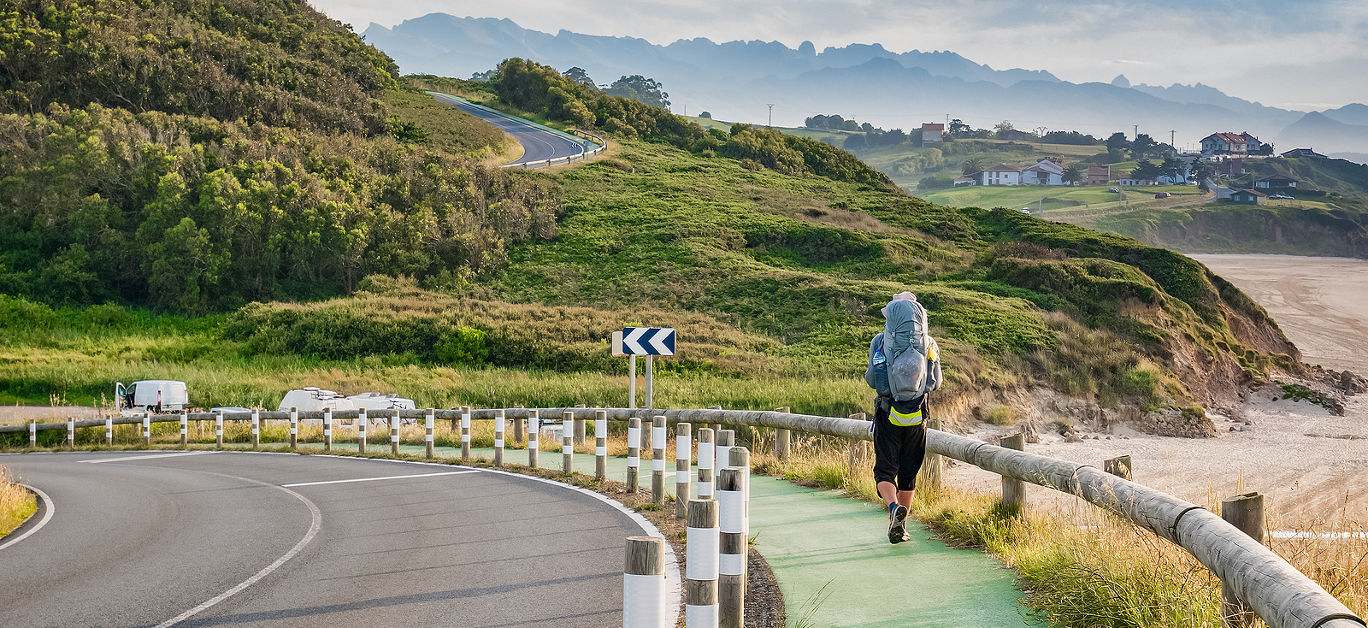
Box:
[362,14,1368,155]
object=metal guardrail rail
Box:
[501,128,605,170]
[6,406,1363,628]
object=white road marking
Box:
[80,451,217,464]
[281,470,479,487]
[155,477,322,627]
[0,484,54,552]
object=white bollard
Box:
[494,409,506,467]
[67,417,74,449]
[424,408,435,458]
[526,409,538,468]
[697,428,715,499]
[595,410,608,481]
[729,447,751,539]
[104,415,111,446]
[30,420,37,448]
[685,499,720,628]
[460,407,471,460]
[718,467,747,628]
[251,409,260,447]
[323,407,332,451]
[390,408,400,455]
[652,416,666,505]
[562,411,575,473]
[626,417,641,493]
[358,407,368,454]
[214,410,223,448]
[290,406,299,449]
[180,410,188,447]
[623,536,668,628]
[142,412,151,446]
[716,430,734,480]
[676,423,692,519]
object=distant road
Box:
[0,452,646,627]
[430,93,596,168]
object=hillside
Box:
[0,3,1305,441]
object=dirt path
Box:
[949,254,1368,525]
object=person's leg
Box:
[878,481,899,507]
[894,416,929,511]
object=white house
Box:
[921,123,944,144]
[975,164,1021,186]
[952,176,975,187]
[1118,177,1156,186]
[1021,159,1066,185]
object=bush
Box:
[436,327,489,366]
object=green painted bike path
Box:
[239,440,1035,627]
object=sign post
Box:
[613,327,675,409]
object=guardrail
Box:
[5,406,1363,628]
[501,128,606,170]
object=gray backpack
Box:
[879,298,942,401]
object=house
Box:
[1254,176,1297,189]
[1281,148,1327,159]
[1239,131,1268,154]
[952,176,975,187]
[1118,177,1156,186]
[1085,165,1110,186]
[1230,189,1267,205]
[975,164,1021,186]
[1200,132,1248,156]
[921,123,945,144]
[1217,158,1246,177]
[1021,159,1067,185]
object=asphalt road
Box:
[432,94,589,167]
[0,451,656,627]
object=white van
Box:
[116,380,188,416]
[276,388,416,424]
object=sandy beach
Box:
[950,254,1368,525]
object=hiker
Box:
[865,292,943,544]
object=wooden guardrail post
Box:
[999,432,1024,514]
[251,409,260,447]
[918,417,942,493]
[847,412,868,472]
[624,536,668,628]
[460,407,471,460]
[676,422,692,519]
[67,417,74,449]
[595,410,608,481]
[1221,492,1265,628]
[562,411,575,473]
[424,408,435,458]
[142,412,151,446]
[358,408,367,454]
[651,416,666,505]
[104,415,111,446]
[389,409,399,455]
[494,409,506,467]
[626,417,641,493]
[773,406,791,461]
[290,407,300,450]
[718,467,747,628]
[512,405,524,445]
[574,404,587,445]
[696,427,715,499]
[716,430,734,479]
[214,410,223,449]
[525,409,537,468]
[1104,455,1132,480]
[686,499,720,627]
[729,447,751,539]
[323,408,332,451]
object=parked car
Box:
[116,380,188,415]
[1269,194,1294,200]
[1154,192,1172,199]
[1108,187,1120,193]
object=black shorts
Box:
[872,396,927,492]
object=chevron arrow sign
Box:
[619,327,675,356]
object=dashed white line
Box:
[0,484,54,552]
[281,470,479,487]
[81,451,217,464]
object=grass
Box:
[0,465,37,537]
[381,86,510,158]
[920,184,1202,214]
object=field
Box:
[920,184,1204,214]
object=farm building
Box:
[1230,189,1267,205]
[1021,159,1066,185]
[1085,166,1110,186]
[921,123,944,144]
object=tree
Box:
[962,157,987,176]
[1105,132,1130,162]
[1062,164,1083,186]
[1191,159,1217,188]
[604,75,670,108]
[1130,160,1162,180]
[948,118,970,135]
[994,120,1016,135]
[562,67,595,86]
[1131,133,1157,160]
[699,111,712,119]
[1159,157,1184,181]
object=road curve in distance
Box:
[0,451,654,627]
[431,93,595,167]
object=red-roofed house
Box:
[1201,132,1249,156]
[974,164,1021,186]
[1021,159,1066,185]
[1085,165,1110,186]
[921,123,945,144]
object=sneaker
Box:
[888,504,909,544]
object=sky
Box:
[315,0,1368,110]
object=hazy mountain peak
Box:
[1111,74,1131,88]
[798,40,816,56]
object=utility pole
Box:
[1133,124,1139,140]
[766,104,774,128]
[1170,129,1177,155]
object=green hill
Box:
[0,3,1302,438]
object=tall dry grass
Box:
[0,465,37,537]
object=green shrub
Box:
[436,327,489,366]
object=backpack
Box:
[879,298,942,402]
[864,332,892,398]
